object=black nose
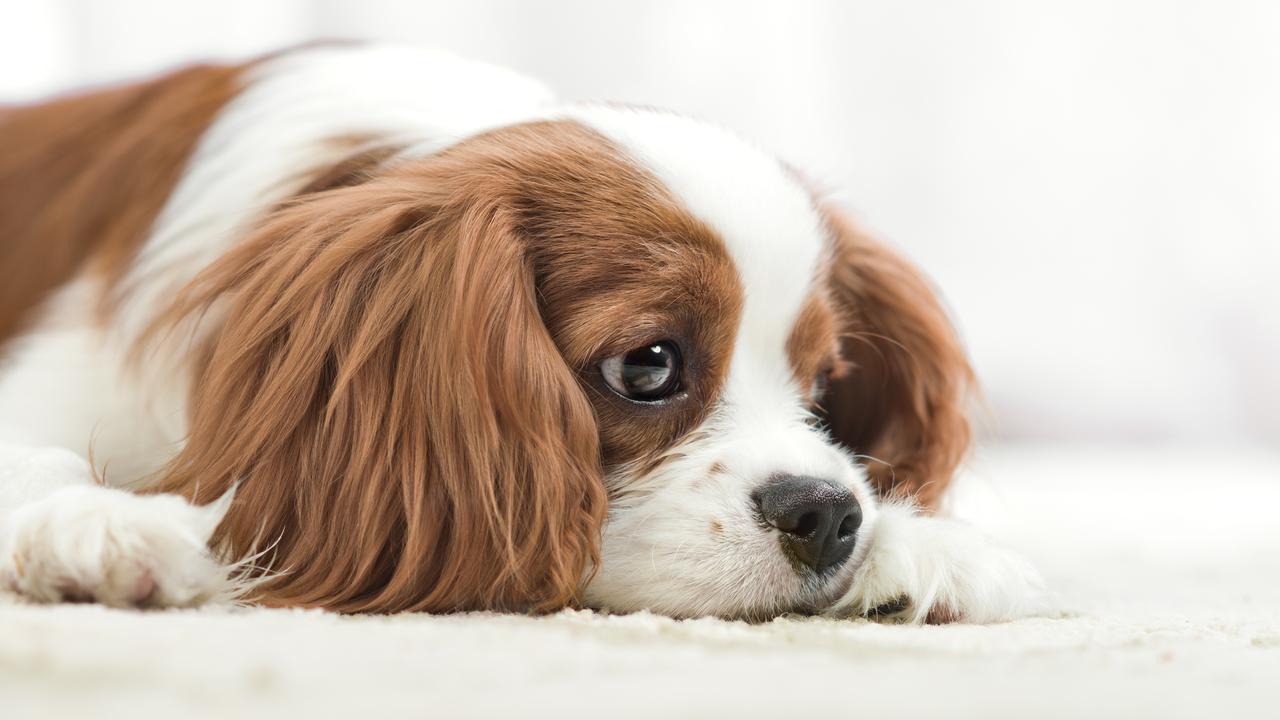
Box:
[753,475,861,574]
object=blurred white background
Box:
[2,0,1277,448]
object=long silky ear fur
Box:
[819,207,976,511]
[140,169,607,613]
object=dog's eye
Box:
[600,341,682,402]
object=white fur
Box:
[0,279,185,482]
[0,445,233,608]
[580,419,878,620]
[832,503,1045,623]
[0,45,1039,621]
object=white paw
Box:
[0,485,234,608]
[831,503,1043,624]
[0,446,100,507]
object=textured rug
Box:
[3,446,1278,719]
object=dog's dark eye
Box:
[600,341,682,402]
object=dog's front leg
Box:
[0,444,234,608]
[830,502,1043,624]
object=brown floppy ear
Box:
[817,207,976,511]
[142,164,606,612]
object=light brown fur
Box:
[0,62,246,344]
[816,207,975,510]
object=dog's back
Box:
[0,64,242,344]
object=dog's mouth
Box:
[768,558,862,619]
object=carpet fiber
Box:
[3,446,1278,718]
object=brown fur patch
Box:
[785,292,842,407]
[140,119,743,613]
[815,208,975,510]
[709,519,724,536]
[0,61,248,344]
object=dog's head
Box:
[153,108,972,617]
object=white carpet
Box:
[3,446,1279,719]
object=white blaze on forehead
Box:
[564,106,828,409]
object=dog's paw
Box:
[0,485,233,608]
[831,503,1043,624]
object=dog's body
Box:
[0,44,1038,620]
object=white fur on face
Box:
[571,108,877,618]
[582,416,878,619]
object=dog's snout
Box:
[753,475,861,574]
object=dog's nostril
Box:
[753,475,860,574]
[791,510,821,538]
[836,507,862,541]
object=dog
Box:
[0,44,1039,621]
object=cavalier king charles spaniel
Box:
[0,44,1039,622]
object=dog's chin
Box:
[701,560,864,623]
[581,559,859,622]
[784,565,862,618]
